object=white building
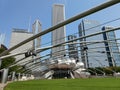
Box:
[52,4,66,58]
[10,29,33,65]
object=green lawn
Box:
[4,78,120,90]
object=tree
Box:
[0,48,23,74]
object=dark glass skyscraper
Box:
[78,19,108,68]
[102,26,120,66]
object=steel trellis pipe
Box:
[0,0,120,57]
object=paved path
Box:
[0,83,7,90]
[0,82,11,90]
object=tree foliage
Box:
[0,48,24,74]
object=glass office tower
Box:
[102,26,120,66]
[78,19,108,68]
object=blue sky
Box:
[0,0,120,48]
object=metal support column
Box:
[11,72,16,81]
[1,68,9,84]
[18,73,21,81]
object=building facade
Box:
[102,26,120,66]
[32,19,42,49]
[32,19,42,63]
[0,33,5,45]
[9,29,33,65]
[52,4,66,59]
[78,19,108,68]
[67,35,79,61]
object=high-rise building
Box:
[102,26,120,66]
[0,33,5,45]
[10,29,33,65]
[32,20,42,63]
[52,4,66,58]
[78,19,108,68]
[68,35,78,60]
[32,19,42,49]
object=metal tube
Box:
[0,37,120,61]
[2,33,120,69]
[3,38,120,68]
[0,0,120,57]
[1,68,9,83]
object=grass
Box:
[4,78,120,90]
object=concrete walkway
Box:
[0,82,11,90]
[0,83,7,90]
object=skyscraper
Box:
[0,33,5,45]
[78,19,108,68]
[32,19,42,63]
[102,26,120,66]
[52,4,66,58]
[10,29,33,64]
[68,35,78,60]
[32,19,42,49]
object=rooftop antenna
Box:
[28,16,31,32]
